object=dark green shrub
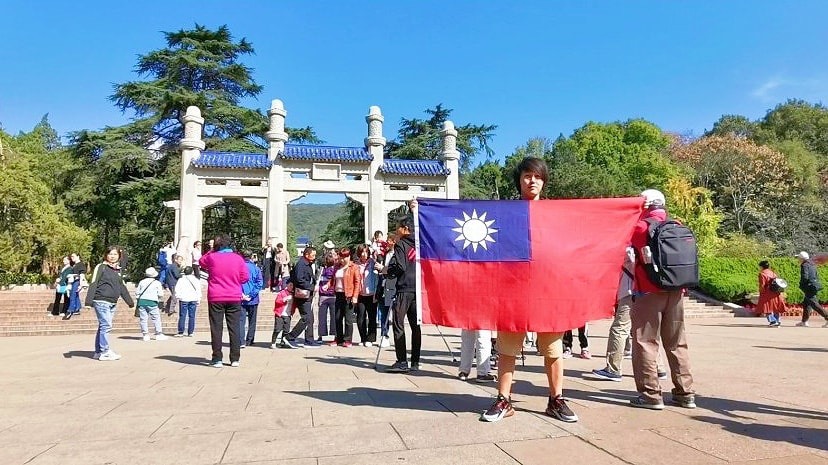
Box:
[698,257,828,303]
[0,272,52,288]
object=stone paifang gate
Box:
[166,99,460,263]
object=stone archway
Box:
[170,99,460,263]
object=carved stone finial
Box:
[180,106,205,150]
[267,99,288,144]
[365,105,386,147]
[441,120,459,160]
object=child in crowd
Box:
[271,283,294,348]
[174,266,201,337]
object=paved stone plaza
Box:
[0,317,826,465]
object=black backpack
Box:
[641,218,699,290]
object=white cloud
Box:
[751,76,828,103]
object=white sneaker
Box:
[271,343,278,349]
[796,322,809,327]
[822,321,828,328]
[142,334,151,342]
[231,361,240,367]
[380,337,390,348]
[154,334,169,341]
[99,351,121,361]
[211,360,223,368]
[364,341,373,347]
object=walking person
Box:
[481,157,578,423]
[240,250,264,347]
[84,247,134,361]
[795,251,828,327]
[329,248,361,348]
[135,268,168,341]
[354,244,379,346]
[175,266,201,337]
[261,239,276,291]
[757,260,786,327]
[191,241,203,279]
[275,243,291,291]
[629,189,696,410]
[283,247,320,348]
[52,256,72,316]
[271,284,295,348]
[64,253,86,320]
[375,234,397,348]
[386,215,422,373]
[317,253,338,341]
[562,325,590,359]
[199,234,249,368]
[458,329,495,383]
[164,254,183,315]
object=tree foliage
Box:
[385,104,496,172]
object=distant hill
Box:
[288,203,346,245]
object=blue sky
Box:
[2,1,826,202]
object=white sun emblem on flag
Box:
[451,210,498,252]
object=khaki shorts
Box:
[497,331,563,358]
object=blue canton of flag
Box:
[417,199,531,262]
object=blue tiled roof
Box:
[192,151,269,169]
[280,144,373,162]
[380,159,450,176]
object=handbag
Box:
[294,288,311,299]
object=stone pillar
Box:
[266,99,289,245]
[179,106,205,265]
[441,121,460,200]
[365,105,387,242]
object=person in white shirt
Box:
[135,268,167,341]
[175,266,202,337]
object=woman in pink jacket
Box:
[199,234,249,368]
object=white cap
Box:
[796,251,810,260]
[641,189,666,208]
[323,240,336,249]
[145,267,159,278]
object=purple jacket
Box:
[199,249,249,303]
[318,266,336,296]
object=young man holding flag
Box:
[481,157,578,423]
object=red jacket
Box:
[631,208,669,295]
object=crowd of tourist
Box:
[55,155,828,426]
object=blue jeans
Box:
[93,300,117,354]
[178,301,198,335]
[240,303,259,345]
[68,280,81,313]
[766,312,781,324]
[378,301,391,337]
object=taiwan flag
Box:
[415,197,644,332]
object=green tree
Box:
[707,114,757,139]
[62,25,318,277]
[0,126,91,273]
[385,104,497,172]
[670,135,799,241]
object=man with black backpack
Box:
[629,189,697,410]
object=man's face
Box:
[305,250,317,262]
[519,171,544,200]
[70,254,79,262]
[175,255,184,265]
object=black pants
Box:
[334,292,355,343]
[288,297,314,341]
[192,264,201,279]
[356,295,378,343]
[52,291,69,315]
[393,292,421,365]
[802,293,828,322]
[271,315,292,344]
[208,302,242,363]
[563,326,588,350]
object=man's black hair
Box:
[512,157,549,192]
